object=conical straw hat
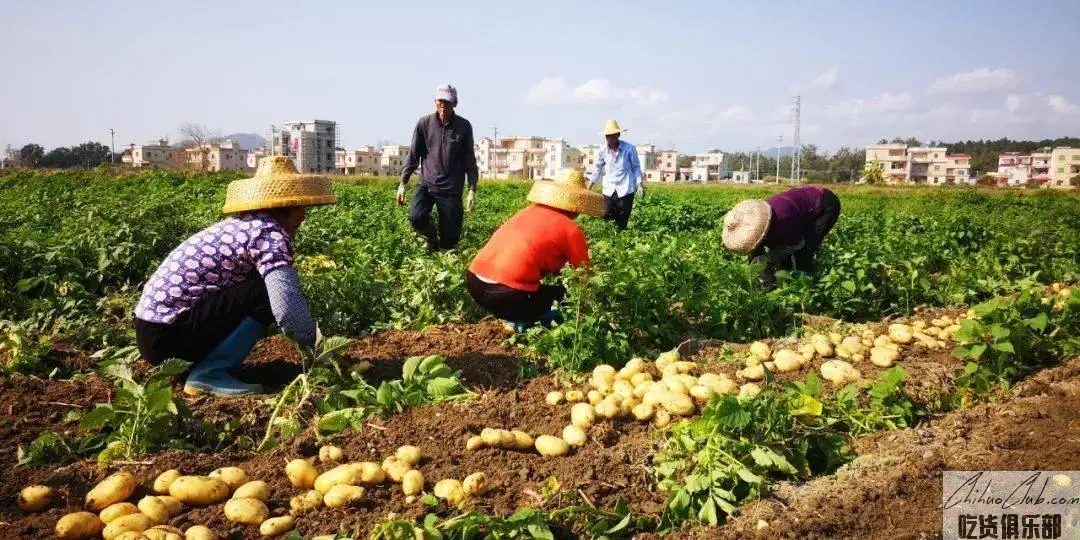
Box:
[527,169,605,218]
[222,156,337,214]
[722,199,772,255]
[600,119,626,136]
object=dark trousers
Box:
[465,271,565,323]
[409,184,464,250]
[134,278,273,366]
[603,192,635,230]
[754,189,841,288]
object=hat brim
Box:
[526,182,605,218]
[222,174,338,214]
[722,200,772,255]
[600,128,626,136]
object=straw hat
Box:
[527,169,605,218]
[222,156,337,214]
[600,119,626,136]
[722,200,772,255]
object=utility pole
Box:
[776,136,783,183]
[492,127,498,178]
[754,146,761,182]
[109,128,116,164]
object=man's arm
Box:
[399,119,425,185]
[629,145,644,191]
[463,121,478,191]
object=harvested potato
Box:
[571,403,596,428]
[144,525,184,540]
[744,355,761,368]
[652,409,672,427]
[535,435,570,457]
[912,320,927,331]
[113,532,148,540]
[545,391,564,406]
[184,525,218,540]
[102,512,152,540]
[396,445,423,466]
[285,459,317,489]
[434,479,466,507]
[655,349,679,371]
[888,324,914,344]
[324,484,365,509]
[18,485,52,512]
[153,470,181,495]
[689,385,714,402]
[820,360,861,385]
[259,515,295,537]
[592,364,616,379]
[829,332,843,346]
[497,429,517,448]
[870,346,900,368]
[632,381,654,398]
[798,342,817,361]
[618,358,645,379]
[463,472,488,497]
[659,391,695,415]
[612,379,634,397]
[318,445,344,463]
[662,377,689,395]
[480,428,502,447]
[289,490,323,514]
[772,349,804,373]
[739,383,762,400]
[749,341,771,360]
[382,458,411,484]
[631,402,655,421]
[86,472,136,512]
[595,399,619,419]
[232,481,270,502]
[810,334,834,357]
[137,496,171,524]
[510,430,534,450]
[224,497,268,525]
[630,372,653,386]
[169,476,230,506]
[157,496,182,516]
[100,502,140,524]
[354,462,386,484]
[562,425,587,447]
[315,464,364,494]
[586,390,603,405]
[56,511,104,540]
[209,467,248,492]
[465,435,484,451]
[402,470,425,496]
[736,364,765,381]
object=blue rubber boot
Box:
[539,309,565,328]
[183,317,266,397]
[502,321,529,334]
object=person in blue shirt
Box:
[586,120,645,230]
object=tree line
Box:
[14,142,121,169]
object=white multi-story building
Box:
[542,139,581,180]
[1049,147,1080,189]
[578,145,601,177]
[997,152,1033,186]
[945,154,972,185]
[336,145,380,176]
[123,139,179,168]
[246,148,267,170]
[272,120,338,173]
[690,152,725,182]
[379,144,411,177]
[658,149,679,182]
[864,143,909,183]
[907,147,948,185]
[185,140,249,172]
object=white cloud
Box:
[970,108,1003,123]
[810,67,838,90]
[523,76,668,107]
[928,68,1017,94]
[1005,94,1022,113]
[1047,95,1080,115]
[717,105,751,121]
[826,92,916,121]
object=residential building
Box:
[1031,149,1052,185]
[122,139,178,168]
[1049,147,1080,189]
[379,144,410,177]
[636,144,659,181]
[578,145,601,177]
[272,120,338,173]
[731,170,751,183]
[690,152,725,183]
[2,145,21,168]
[246,148,267,170]
[487,136,546,179]
[945,154,972,184]
[185,140,249,172]
[542,139,582,180]
[864,143,909,183]
[657,149,679,182]
[906,147,948,184]
[474,137,495,177]
[336,145,380,175]
[677,167,694,182]
[997,152,1034,186]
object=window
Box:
[934,165,940,171]
[1059,168,1065,173]
[1073,155,1080,160]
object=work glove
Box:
[466,188,476,213]
[638,184,647,199]
[395,183,406,206]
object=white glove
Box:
[395,183,406,206]
[466,188,476,213]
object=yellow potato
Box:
[86,472,136,512]
[395,445,423,466]
[749,341,771,360]
[736,364,765,381]
[564,390,585,403]
[772,349,805,373]
[534,435,570,457]
[56,511,104,540]
[870,346,900,368]
[689,384,714,402]
[183,525,218,540]
[223,497,268,525]
[586,390,604,405]
[433,479,465,506]
[152,470,181,495]
[630,372,653,386]
[137,496,171,524]
[259,516,295,537]
[315,464,364,494]
[232,480,270,502]
[353,462,386,484]
[465,435,484,451]
[382,458,412,483]
[285,459,317,489]
[810,334,834,357]
[739,383,762,400]
[480,428,503,447]
[209,467,248,492]
[820,360,861,385]
[660,391,695,416]
[652,409,672,427]
[18,484,52,512]
[570,403,596,428]
[289,490,323,514]
[323,485,365,509]
[463,472,487,497]
[100,502,140,524]
[169,476,230,506]
[318,445,344,463]
[113,532,149,540]
[662,378,688,395]
[156,496,182,516]
[631,402,655,421]
[655,349,679,371]
[510,430,534,450]
[562,425,587,447]
[402,470,425,496]
[102,512,152,540]
[497,429,517,448]
[544,391,564,406]
[144,526,184,540]
[594,399,619,419]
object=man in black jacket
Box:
[397,84,479,252]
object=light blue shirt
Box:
[588,140,643,197]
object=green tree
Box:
[862,160,885,184]
[19,144,44,167]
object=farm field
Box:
[1,169,1079,539]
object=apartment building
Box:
[578,145,601,177]
[184,140,249,172]
[636,144,659,178]
[542,139,581,180]
[690,152,725,182]
[123,139,178,168]
[2,145,21,168]
[1049,147,1080,188]
[658,149,679,182]
[272,120,338,173]
[379,144,410,177]
[906,147,948,184]
[997,152,1033,186]
[864,143,909,183]
[246,148,267,170]
[336,145,380,175]
[485,136,546,179]
[945,154,972,184]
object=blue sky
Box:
[3,0,1079,153]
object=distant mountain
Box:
[219,133,267,150]
[755,146,795,158]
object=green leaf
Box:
[734,467,763,484]
[992,342,1015,353]
[155,358,191,378]
[1024,312,1049,331]
[401,356,422,382]
[146,387,177,415]
[317,407,371,434]
[989,324,1011,340]
[789,394,823,417]
[421,494,438,506]
[969,343,988,360]
[698,497,720,525]
[425,377,464,398]
[80,405,114,430]
[375,382,396,408]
